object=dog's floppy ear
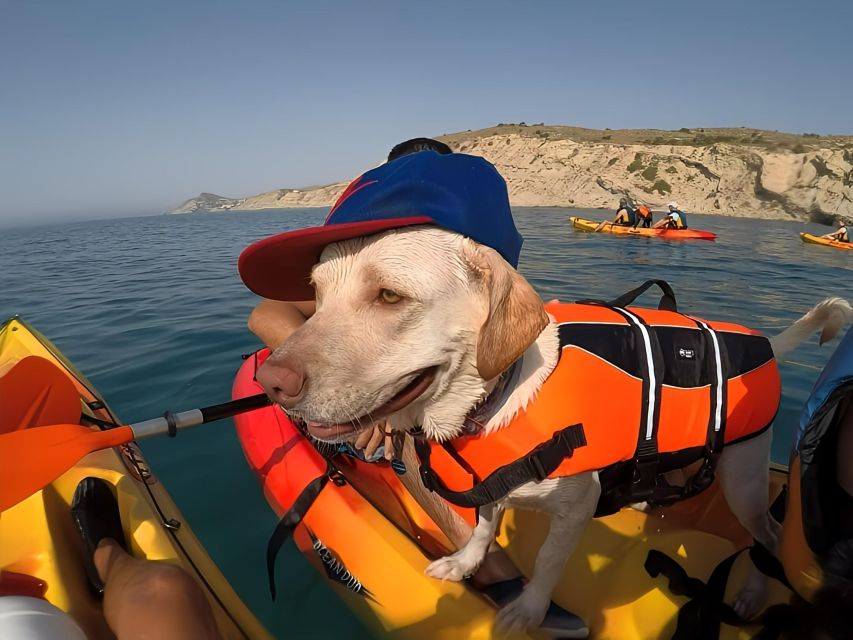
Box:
[462,240,549,381]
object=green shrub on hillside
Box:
[652,179,672,194]
[627,153,645,172]
[607,157,618,166]
[641,165,658,181]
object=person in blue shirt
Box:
[654,202,688,229]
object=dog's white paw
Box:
[495,587,549,635]
[425,550,481,582]
[629,501,653,513]
[732,573,768,620]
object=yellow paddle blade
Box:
[0,424,134,512]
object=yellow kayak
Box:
[570,216,717,240]
[0,317,271,640]
[800,232,853,250]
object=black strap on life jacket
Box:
[415,424,587,508]
[619,306,666,503]
[575,294,668,505]
[674,317,731,501]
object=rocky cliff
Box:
[172,192,240,213]
[172,125,853,221]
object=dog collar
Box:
[461,360,523,435]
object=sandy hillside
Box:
[173,124,853,221]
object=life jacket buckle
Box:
[631,459,659,501]
[329,470,347,487]
[685,458,716,495]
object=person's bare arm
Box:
[247,300,316,350]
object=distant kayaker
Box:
[634,203,653,228]
[822,218,850,243]
[653,201,688,230]
[595,197,636,231]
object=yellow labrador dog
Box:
[255,224,852,632]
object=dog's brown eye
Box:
[380,289,402,304]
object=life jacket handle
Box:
[605,279,678,312]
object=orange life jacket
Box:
[416,296,781,515]
[636,205,652,219]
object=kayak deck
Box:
[800,232,853,250]
[0,317,270,640]
[570,216,717,240]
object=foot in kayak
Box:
[70,477,128,594]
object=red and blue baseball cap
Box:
[238,150,521,300]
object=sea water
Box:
[1,208,850,638]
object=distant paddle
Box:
[0,393,271,512]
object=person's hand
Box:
[354,422,394,461]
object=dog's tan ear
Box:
[462,240,549,381]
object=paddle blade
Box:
[0,424,133,512]
[0,356,81,434]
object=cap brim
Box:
[238,215,434,300]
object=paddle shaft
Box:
[130,393,271,440]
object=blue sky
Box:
[1,0,851,224]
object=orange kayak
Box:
[233,349,792,639]
[570,216,716,240]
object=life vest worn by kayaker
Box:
[415,280,781,516]
[616,206,637,227]
[669,209,687,229]
[636,205,652,220]
[780,323,853,603]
